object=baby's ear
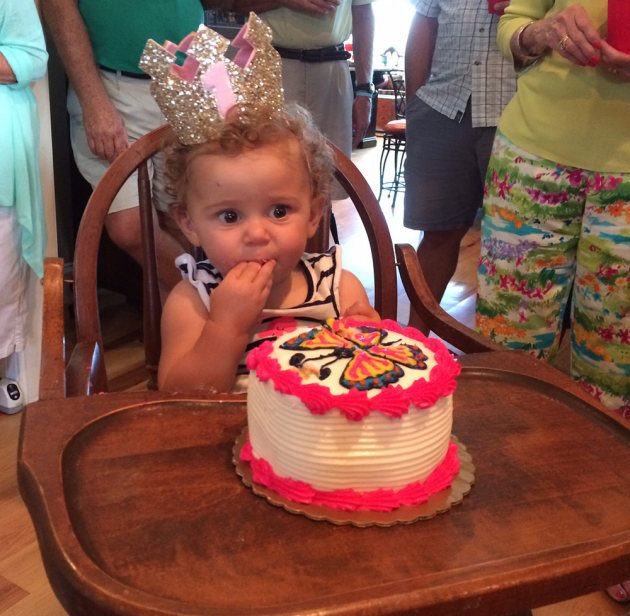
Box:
[173,207,201,247]
[307,195,327,238]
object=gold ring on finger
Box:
[558,34,570,51]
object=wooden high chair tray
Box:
[233,429,475,527]
[19,351,630,616]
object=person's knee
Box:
[105,208,142,256]
[419,228,468,250]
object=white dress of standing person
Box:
[0,0,48,413]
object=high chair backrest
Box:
[45,125,398,398]
[71,125,165,395]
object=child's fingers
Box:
[224,261,251,280]
[247,259,276,288]
[230,260,276,278]
[257,261,275,295]
[227,261,269,284]
[259,259,276,279]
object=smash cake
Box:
[239,318,463,514]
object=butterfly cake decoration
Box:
[280,320,429,391]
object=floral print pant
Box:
[476,132,630,417]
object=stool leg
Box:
[378,137,391,202]
[393,142,407,209]
[391,139,403,209]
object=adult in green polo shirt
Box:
[40,0,207,293]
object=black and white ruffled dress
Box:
[175,245,344,391]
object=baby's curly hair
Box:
[164,104,335,215]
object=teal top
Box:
[0,0,48,278]
[79,0,204,74]
[498,0,630,172]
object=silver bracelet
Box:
[354,90,374,98]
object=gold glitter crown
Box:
[139,12,284,145]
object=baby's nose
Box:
[244,218,271,243]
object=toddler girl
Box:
[158,105,378,392]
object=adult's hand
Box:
[599,41,630,81]
[39,0,130,161]
[351,95,371,148]
[82,97,129,162]
[534,4,603,67]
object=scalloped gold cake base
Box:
[232,428,475,527]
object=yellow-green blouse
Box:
[498,0,630,172]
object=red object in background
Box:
[608,0,630,54]
[344,41,353,63]
[487,0,500,14]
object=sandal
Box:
[606,581,630,603]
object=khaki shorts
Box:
[67,70,169,213]
[281,58,353,201]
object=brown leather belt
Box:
[274,43,350,63]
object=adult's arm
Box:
[404,12,437,106]
[39,0,128,162]
[206,0,340,15]
[351,3,374,86]
[351,2,374,147]
[499,0,603,69]
[0,0,48,85]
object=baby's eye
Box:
[218,209,239,224]
[271,205,289,219]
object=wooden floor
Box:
[0,139,627,616]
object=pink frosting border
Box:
[240,439,460,512]
[247,318,461,420]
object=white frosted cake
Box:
[241,318,461,512]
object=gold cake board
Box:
[233,428,475,527]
